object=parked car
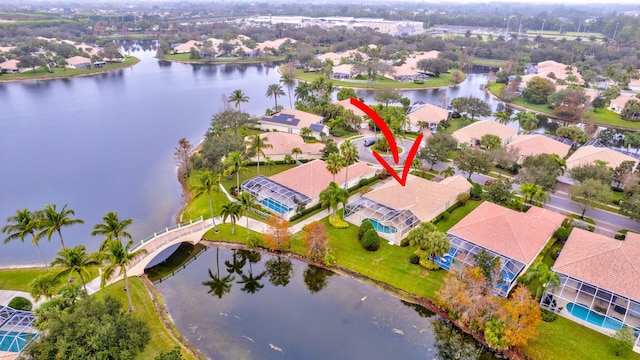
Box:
[364,138,376,147]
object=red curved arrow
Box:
[349,97,423,186]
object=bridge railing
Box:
[128,216,209,266]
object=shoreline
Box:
[156,56,284,66]
[0,57,140,83]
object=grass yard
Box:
[523,316,640,360]
[434,200,483,233]
[0,266,101,292]
[294,69,466,89]
[97,278,195,360]
[440,117,477,135]
[0,56,139,81]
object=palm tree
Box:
[192,170,220,232]
[239,192,254,241]
[325,152,346,182]
[38,203,85,249]
[2,208,49,271]
[291,147,302,162]
[339,140,359,189]
[442,166,456,178]
[29,274,56,301]
[300,127,313,140]
[520,263,560,299]
[319,182,349,218]
[247,135,272,175]
[229,89,249,110]
[516,111,539,133]
[266,83,285,111]
[518,183,537,204]
[294,82,311,104]
[51,245,100,292]
[280,73,295,108]
[531,187,550,206]
[101,239,147,311]
[221,202,242,235]
[91,211,132,250]
[494,111,512,125]
[203,248,235,299]
[406,222,450,263]
[224,151,249,190]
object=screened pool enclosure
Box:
[344,197,419,244]
[0,305,38,353]
[241,175,311,218]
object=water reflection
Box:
[203,248,236,299]
[302,265,334,293]
[432,319,500,360]
[265,257,293,287]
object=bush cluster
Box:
[8,296,32,311]
[358,220,374,241]
[362,229,380,251]
[328,214,349,228]
[289,203,322,221]
[541,309,557,322]
[470,183,483,199]
[554,226,572,241]
[409,253,420,264]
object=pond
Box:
[153,246,500,360]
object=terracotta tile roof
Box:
[452,120,518,146]
[269,160,376,198]
[256,38,296,51]
[407,103,449,126]
[404,50,440,68]
[249,132,323,156]
[363,174,471,221]
[553,229,640,301]
[566,145,639,170]
[173,40,200,53]
[66,56,91,65]
[335,99,367,118]
[506,134,571,161]
[332,64,353,75]
[448,202,564,263]
[0,59,19,69]
[260,109,324,130]
[610,95,635,110]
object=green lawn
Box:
[163,53,284,64]
[97,278,195,360]
[0,56,139,81]
[0,266,101,292]
[434,200,483,233]
[441,117,477,135]
[294,69,466,89]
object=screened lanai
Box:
[433,234,526,297]
[0,305,38,353]
[241,175,311,218]
[344,197,419,244]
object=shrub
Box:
[400,237,411,247]
[328,214,349,228]
[358,220,374,242]
[289,203,322,221]
[470,183,483,199]
[615,233,626,240]
[418,258,441,270]
[409,253,420,264]
[457,192,470,205]
[8,296,32,311]
[541,309,557,322]
[246,235,261,248]
[440,211,450,221]
[324,252,337,266]
[362,229,380,251]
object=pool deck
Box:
[0,351,18,360]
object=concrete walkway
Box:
[0,290,43,310]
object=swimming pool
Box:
[0,331,38,352]
[363,218,397,234]
[260,198,291,215]
[567,303,625,330]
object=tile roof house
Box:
[566,145,639,171]
[256,38,296,54]
[506,134,572,163]
[608,95,635,114]
[241,160,376,219]
[406,103,450,131]
[245,132,323,162]
[330,64,353,79]
[65,56,92,69]
[0,59,20,73]
[172,40,200,54]
[452,120,518,148]
[438,201,565,296]
[542,229,640,348]
[258,109,329,141]
[344,174,471,244]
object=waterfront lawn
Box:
[97,278,194,360]
[0,266,101,292]
[294,69,465,89]
[523,316,640,360]
[181,164,297,222]
[0,56,139,81]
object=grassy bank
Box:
[0,56,139,82]
[162,53,285,64]
[294,68,466,89]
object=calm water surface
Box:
[155,247,498,360]
[0,42,494,266]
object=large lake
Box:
[154,246,498,360]
[0,42,495,266]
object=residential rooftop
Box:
[506,134,571,162]
[566,145,639,170]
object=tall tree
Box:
[406,222,450,266]
[228,89,249,110]
[480,134,502,150]
[174,138,193,178]
[266,83,285,110]
[91,211,132,250]
[303,221,329,260]
[339,140,359,189]
[501,285,542,348]
[223,150,249,189]
[101,239,147,311]
[2,209,49,271]
[325,151,346,183]
[516,112,539,133]
[569,163,613,184]
[262,215,291,251]
[191,170,220,232]
[291,147,302,162]
[319,182,349,218]
[520,263,560,299]
[51,245,100,292]
[450,96,491,119]
[238,192,254,241]
[220,202,242,235]
[570,178,614,218]
[454,148,493,179]
[280,72,296,109]
[247,135,272,175]
[419,133,458,170]
[483,178,513,206]
[38,204,85,249]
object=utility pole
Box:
[612,22,619,41]
[540,19,546,35]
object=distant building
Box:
[65,56,92,69]
[566,145,639,171]
[244,132,323,162]
[258,109,329,141]
[0,59,20,73]
[452,120,518,148]
[506,134,572,163]
[406,102,450,131]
